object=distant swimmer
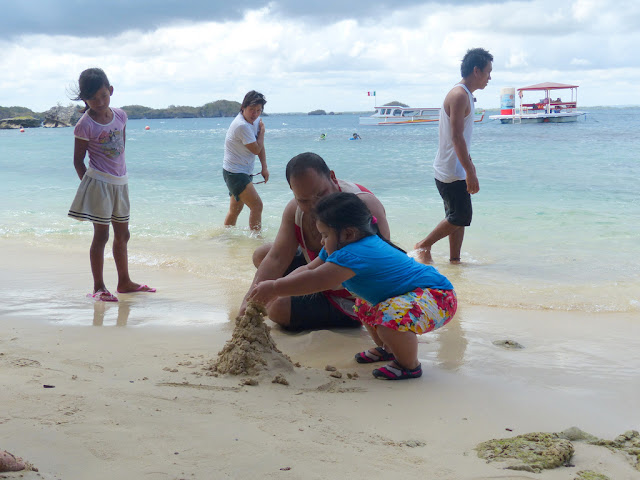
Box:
[319,133,327,140]
[350,133,361,140]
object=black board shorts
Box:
[284,249,361,331]
[223,169,251,201]
[435,178,473,227]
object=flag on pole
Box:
[367,91,376,96]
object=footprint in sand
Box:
[11,358,41,367]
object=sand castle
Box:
[208,302,293,376]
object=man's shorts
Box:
[435,178,472,227]
[223,169,251,201]
[285,249,361,331]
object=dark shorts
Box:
[284,249,361,332]
[223,169,251,201]
[435,178,472,227]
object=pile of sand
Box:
[0,450,32,472]
[207,303,293,376]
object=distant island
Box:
[1,99,389,129]
[0,100,244,129]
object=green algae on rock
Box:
[492,339,525,349]
[589,430,640,471]
[476,432,574,473]
[574,470,610,480]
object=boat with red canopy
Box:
[489,82,586,124]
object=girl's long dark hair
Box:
[71,68,110,113]
[314,192,405,252]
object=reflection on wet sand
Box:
[435,310,468,371]
[92,300,131,326]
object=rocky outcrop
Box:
[477,428,640,474]
[0,117,40,129]
[308,109,327,115]
[42,104,81,128]
[476,432,574,473]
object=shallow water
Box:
[1,108,639,314]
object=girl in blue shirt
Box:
[250,192,457,380]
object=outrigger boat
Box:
[489,82,586,124]
[359,105,485,126]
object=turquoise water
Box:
[1,108,639,313]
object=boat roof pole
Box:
[546,88,550,114]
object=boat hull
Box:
[359,111,485,126]
[489,112,585,124]
[359,116,439,126]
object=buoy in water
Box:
[145,126,150,130]
[19,128,25,132]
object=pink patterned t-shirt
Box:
[74,107,127,177]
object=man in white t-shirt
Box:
[223,90,268,232]
[415,48,493,264]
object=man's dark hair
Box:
[460,48,493,78]
[240,90,266,111]
[285,152,331,185]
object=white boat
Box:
[489,82,586,124]
[359,105,485,126]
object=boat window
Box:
[403,110,415,116]
[393,109,402,116]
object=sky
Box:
[1,0,639,113]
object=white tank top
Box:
[433,83,475,183]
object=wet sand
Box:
[1,240,639,479]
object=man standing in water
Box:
[415,48,493,264]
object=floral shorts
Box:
[354,288,457,334]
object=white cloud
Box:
[0,0,639,112]
[570,58,591,66]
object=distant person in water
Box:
[415,48,493,264]
[351,133,361,140]
[223,90,268,232]
[68,67,155,302]
[319,133,327,140]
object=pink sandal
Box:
[373,362,422,380]
[355,346,395,364]
[87,290,118,302]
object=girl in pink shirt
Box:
[68,68,155,302]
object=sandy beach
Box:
[1,239,639,480]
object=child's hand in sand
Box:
[249,280,277,306]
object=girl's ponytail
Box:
[371,215,406,253]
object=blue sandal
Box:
[372,362,422,380]
[355,346,395,364]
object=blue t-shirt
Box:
[319,235,453,305]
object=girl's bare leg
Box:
[375,326,420,369]
[112,221,153,292]
[90,223,110,293]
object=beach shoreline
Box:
[1,240,639,479]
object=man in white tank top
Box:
[415,48,493,264]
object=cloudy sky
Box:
[1,0,638,113]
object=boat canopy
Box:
[518,82,579,92]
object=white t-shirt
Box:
[433,84,475,183]
[223,112,260,174]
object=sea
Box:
[1,107,639,322]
